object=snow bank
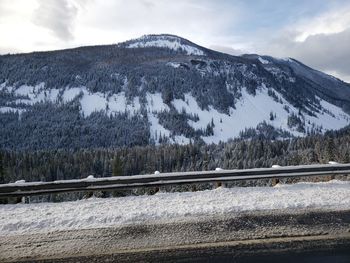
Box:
[0,180,349,236]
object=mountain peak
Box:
[120,34,206,56]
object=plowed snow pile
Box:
[0,180,349,236]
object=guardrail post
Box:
[271,178,280,186]
[215,181,222,188]
[9,196,22,204]
[0,196,8,204]
[271,165,281,186]
[328,162,339,180]
[214,168,223,188]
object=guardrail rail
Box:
[0,163,350,198]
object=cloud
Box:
[250,5,350,83]
[209,45,244,56]
[74,0,238,47]
[292,7,350,41]
[293,29,350,80]
[32,0,79,41]
[270,29,350,82]
[0,1,9,22]
[0,0,349,84]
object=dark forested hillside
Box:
[1,126,349,184]
[1,34,350,149]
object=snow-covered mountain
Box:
[1,34,350,150]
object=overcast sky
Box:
[1,0,350,82]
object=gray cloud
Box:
[209,45,244,56]
[32,0,79,41]
[81,0,236,44]
[0,0,15,22]
[258,28,350,82]
[140,0,155,8]
[1,0,349,84]
[294,29,350,80]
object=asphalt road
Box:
[1,208,350,262]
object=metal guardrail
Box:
[0,163,350,198]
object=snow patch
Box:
[145,92,190,144]
[280,57,294,63]
[146,92,171,144]
[0,81,7,90]
[146,92,169,112]
[62,87,83,102]
[172,88,304,143]
[13,83,54,105]
[0,107,25,114]
[108,93,141,116]
[173,135,191,145]
[258,57,269,64]
[80,92,107,116]
[166,62,181,68]
[172,84,350,143]
[305,97,350,131]
[127,36,205,56]
[148,113,170,140]
[14,88,60,105]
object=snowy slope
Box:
[146,92,190,144]
[1,82,349,144]
[0,180,349,236]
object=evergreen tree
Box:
[0,151,4,184]
[112,156,123,177]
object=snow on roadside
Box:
[0,180,349,236]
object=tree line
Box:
[1,126,349,184]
